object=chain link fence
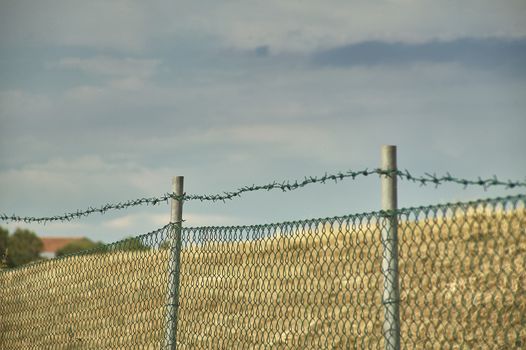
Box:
[1,195,525,349]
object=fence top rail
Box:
[1,168,525,224]
[181,193,525,230]
[1,193,524,274]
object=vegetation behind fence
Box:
[1,195,524,349]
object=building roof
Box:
[41,237,85,253]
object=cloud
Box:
[163,0,526,53]
[0,90,53,117]
[311,38,526,70]
[109,77,147,91]
[0,0,150,51]
[57,56,160,78]
[2,55,525,172]
[64,85,106,101]
[0,156,166,208]
[254,46,270,57]
[2,0,526,53]
[1,0,524,249]
[48,56,160,103]
[183,213,243,227]
[104,213,169,230]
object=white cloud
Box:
[183,123,345,164]
[0,156,177,242]
[183,213,242,227]
[1,1,525,53]
[104,212,244,230]
[54,56,160,101]
[0,90,53,117]
[103,213,169,230]
[149,0,526,52]
[64,85,106,101]
[0,0,149,51]
[1,1,524,248]
[109,77,146,91]
[0,156,165,206]
[4,60,523,171]
[58,56,160,78]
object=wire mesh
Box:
[0,195,524,349]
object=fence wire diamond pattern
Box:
[1,195,524,349]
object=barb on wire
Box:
[0,195,184,224]
[182,169,525,201]
[1,169,525,224]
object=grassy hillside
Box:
[1,205,524,349]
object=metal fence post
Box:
[380,145,401,350]
[164,176,184,350]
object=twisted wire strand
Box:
[1,168,524,223]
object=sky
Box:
[0,0,525,243]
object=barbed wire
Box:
[1,169,525,224]
[184,169,525,201]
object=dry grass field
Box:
[0,203,525,349]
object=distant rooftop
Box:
[40,237,85,255]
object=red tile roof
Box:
[41,237,85,253]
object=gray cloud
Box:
[312,38,526,72]
[2,1,526,54]
[254,46,270,57]
[1,1,526,242]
